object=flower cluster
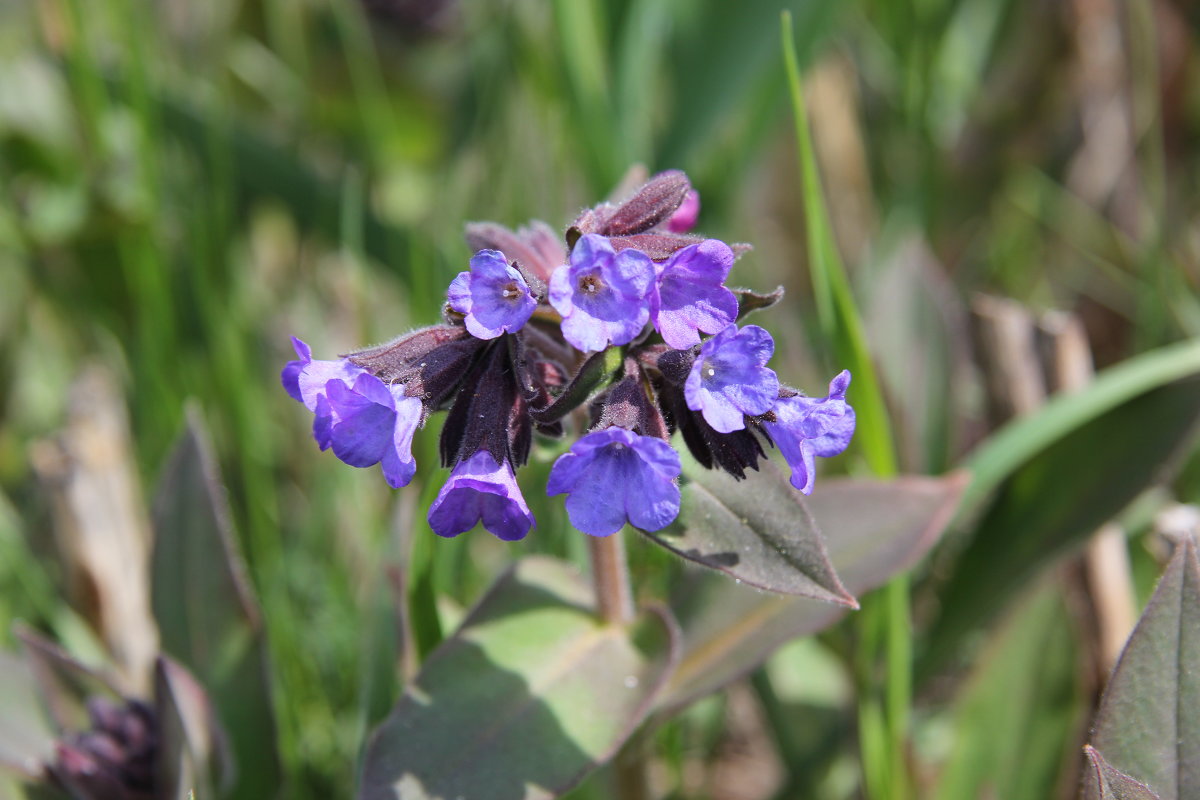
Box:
[283,170,855,540]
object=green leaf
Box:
[1088,538,1200,800]
[646,458,856,604]
[1083,746,1162,800]
[0,650,56,780]
[923,349,1200,676]
[658,474,966,712]
[932,582,1084,800]
[150,409,280,800]
[358,557,680,800]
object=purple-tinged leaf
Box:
[645,459,856,604]
[151,409,280,800]
[1083,746,1161,800]
[657,473,966,713]
[358,557,680,800]
[0,650,56,780]
[1088,538,1200,800]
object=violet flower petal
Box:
[651,239,737,349]
[765,370,855,494]
[549,234,654,352]
[547,427,681,536]
[427,450,534,541]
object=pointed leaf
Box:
[1088,539,1200,800]
[646,459,857,604]
[359,557,680,800]
[1083,746,1161,800]
[531,348,622,425]
[658,474,966,712]
[0,650,56,779]
[150,409,279,800]
[924,351,1200,676]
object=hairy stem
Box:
[588,530,634,625]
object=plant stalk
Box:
[588,530,634,625]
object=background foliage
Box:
[1,0,1198,797]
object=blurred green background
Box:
[1,0,1197,797]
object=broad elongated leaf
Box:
[646,459,856,604]
[13,627,119,736]
[658,473,966,712]
[359,557,679,800]
[1083,746,1161,800]
[1088,539,1200,800]
[924,357,1200,676]
[151,410,279,800]
[0,650,56,779]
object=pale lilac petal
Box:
[326,380,394,468]
[765,371,855,495]
[551,233,654,352]
[651,240,737,349]
[449,250,536,340]
[685,324,779,433]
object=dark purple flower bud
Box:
[601,170,691,237]
[49,698,157,800]
[650,239,738,349]
[344,326,485,407]
[667,189,700,233]
[319,374,423,488]
[447,249,537,339]
[549,233,654,352]
[547,427,681,536]
[427,449,534,541]
[684,324,779,433]
[765,371,856,494]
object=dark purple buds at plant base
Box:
[667,189,700,233]
[765,370,856,494]
[447,249,537,339]
[549,233,654,352]
[547,427,681,537]
[319,374,422,488]
[49,698,157,800]
[427,449,534,541]
[685,324,779,433]
[650,239,738,349]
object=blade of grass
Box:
[783,12,907,800]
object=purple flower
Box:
[282,336,365,410]
[547,427,681,536]
[447,249,537,339]
[684,324,779,433]
[765,370,856,495]
[650,239,738,349]
[427,450,535,541]
[667,189,700,233]
[283,337,422,488]
[549,233,654,352]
